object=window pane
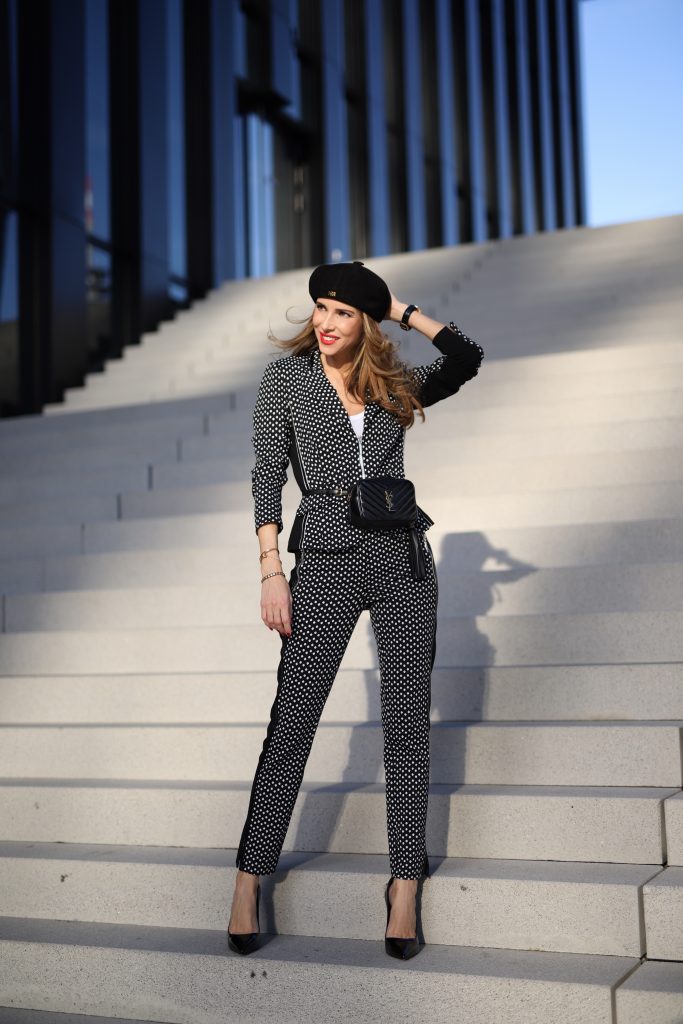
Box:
[1,0,19,203]
[0,209,19,416]
[85,242,112,369]
[85,0,110,241]
[166,0,186,290]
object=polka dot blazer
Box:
[251,323,484,553]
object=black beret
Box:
[308,261,391,323]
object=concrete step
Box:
[5,372,681,457]
[491,337,683,373]
[0,781,672,864]
[0,515,675,595]
[12,410,682,504]
[1,664,681,724]
[0,721,679,786]
[214,385,683,434]
[0,463,149,506]
[6,514,681,594]
[0,844,658,956]
[0,411,206,459]
[143,447,683,497]
[401,388,683,453]
[615,960,683,1024]
[0,557,42,594]
[0,918,639,1024]
[90,356,264,385]
[13,390,232,430]
[168,338,683,381]
[0,493,118,529]
[643,868,683,960]
[106,481,683,534]
[109,334,683,385]
[1,611,683,673]
[407,447,683,494]
[34,516,683,573]
[176,348,683,391]
[665,793,683,866]
[19,379,683,470]
[6,561,683,632]
[59,361,683,411]
[412,416,683,460]
[180,415,683,465]
[0,437,179,480]
[58,380,242,411]
[2,469,683,534]
[57,344,683,407]
[459,312,681,339]
[0,1009,167,1024]
[166,344,683,387]
[96,345,263,371]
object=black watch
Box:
[399,304,421,331]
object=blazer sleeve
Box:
[410,322,484,408]
[251,360,290,534]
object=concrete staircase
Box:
[1,214,682,1023]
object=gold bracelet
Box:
[259,547,280,562]
[261,570,286,583]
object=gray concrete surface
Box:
[1,213,682,1022]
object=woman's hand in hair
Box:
[387,291,445,343]
[387,292,410,323]
[261,575,293,637]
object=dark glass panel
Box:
[85,0,110,241]
[420,0,442,247]
[526,0,545,230]
[0,206,18,415]
[453,0,472,241]
[479,0,499,236]
[344,0,365,95]
[383,0,406,252]
[0,0,18,205]
[504,0,523,234]
[546,0,564,226]
[167,0,187,298]
[85,242,112,371]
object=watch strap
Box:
[400,303,420,331]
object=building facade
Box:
[0,0,585,417]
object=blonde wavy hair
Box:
[268,310,425,428]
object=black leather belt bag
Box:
[303,476,427,580]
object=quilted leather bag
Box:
[347,476,426,580]
[347,475,417,531]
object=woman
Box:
[228,260,484,959]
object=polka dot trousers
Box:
[236,527,438,879]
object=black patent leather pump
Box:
[227,883,261,956]
[384,854,429,961]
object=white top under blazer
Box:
[348,409,364,438]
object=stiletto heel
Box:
[384,855,429,960]
[227,883,261,956]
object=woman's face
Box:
[312,297,364,362]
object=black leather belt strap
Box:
[302,486,351,498]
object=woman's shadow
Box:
[289,531,537,870]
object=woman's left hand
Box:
[386,291,445,342]
[387,292,409,324]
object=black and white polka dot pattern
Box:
[238,320,482,880]
[236,527,439,879]
[251,323,484,552]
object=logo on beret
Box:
[328,290,336,296]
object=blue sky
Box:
[579,0,683,226]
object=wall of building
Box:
[0,0,585,417]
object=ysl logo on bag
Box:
[384,489,394,511]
